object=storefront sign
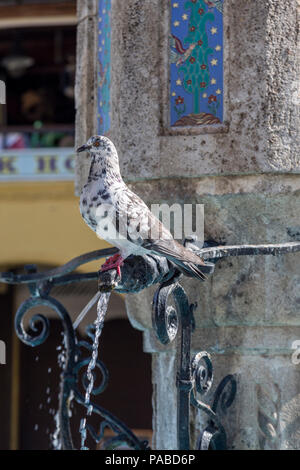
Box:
[0,148,75,182]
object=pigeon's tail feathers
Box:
[141,234,208,281]
[171,259,207,281]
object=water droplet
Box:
[51,412,62,450]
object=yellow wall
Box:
[0,181,110,271]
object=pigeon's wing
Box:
[114,187,207,280]
[112,186,153,244]
[142,212,207,281]
[142,211,206,263]
[112,185,174,243]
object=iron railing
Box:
[0,240,299,450]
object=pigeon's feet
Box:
[101,253,124,278]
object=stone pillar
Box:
[75,0,300,449]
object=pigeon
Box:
[77,135,207,281]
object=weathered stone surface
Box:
[75,0,98,193]
[151,353,178,450]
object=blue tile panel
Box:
[170,0,223,127]
[97,0,111,135]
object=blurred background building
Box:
[0,0,152,450]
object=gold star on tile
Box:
[182,14,188,20]
[173,2,179,7]
[216,89,222,95]
[203,93,207,98]
[215,45,222,51]
[172,92,176,96]
[176,78,182,85]
[174,21,180,27]
[211,59,218,66]
[211,27,217,35]
[211,78,216,84]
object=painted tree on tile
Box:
[179,0,214,114]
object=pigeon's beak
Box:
[76,144,90,153]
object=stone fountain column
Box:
[75,0,300,450]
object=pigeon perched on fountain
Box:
[77,135,208,281]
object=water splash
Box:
[51,411,62,450]
[80,292,110,450]
[51,333,67,450]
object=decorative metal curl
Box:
[192,352,213,396]
[190,351,237,450]
[15,295,73,348]
[74,343,109,397]
[152,275,182,344]
[74,324,109,397]
[82,420,148,450]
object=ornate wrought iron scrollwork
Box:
[6,251,153,450]
[152,273,236,450]
[191,353,237,450]
[1,240,299,450]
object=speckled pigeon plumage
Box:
[77,135,207,280]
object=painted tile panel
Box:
[97,0,111,135]
[170,0,224,127]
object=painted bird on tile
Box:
[170,35,197,67]
[203,0,223,13]
[77,135,208,281]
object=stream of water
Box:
[80,292,111,450]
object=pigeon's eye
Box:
[94,141,100,147]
